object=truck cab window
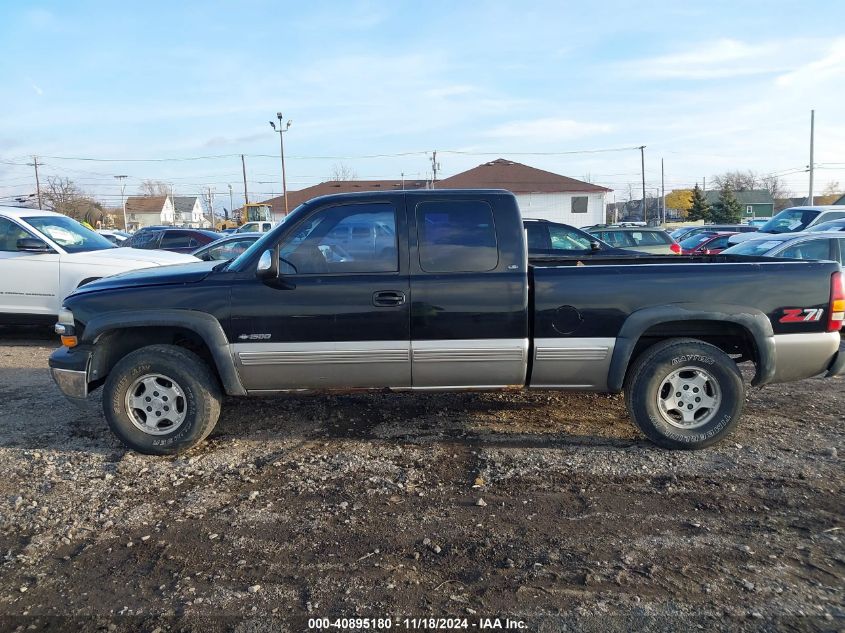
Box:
[416,201,498,272]
[279,203,398,274]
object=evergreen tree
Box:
[687,183,711,222]
[711,184,743,223]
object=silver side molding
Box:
[411,338,528,388]
[771,331,841,384]
[530,337,615,390]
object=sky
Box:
[1,0,844,212]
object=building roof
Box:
[835,193,845,205]
[173,196,199,213]
[125,195,169,215]
[704,189,774,205]
[259,179,429,217]
[436,158,611,193]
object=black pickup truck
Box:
[49,190,845,454]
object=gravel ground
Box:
[0,327,843,632]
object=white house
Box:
[173,196,204,227]
[124,196,175,231]
[437,158,610,227]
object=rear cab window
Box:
[416,200,498,272]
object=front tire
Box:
[102,344,222,455]
[624,338,744,449]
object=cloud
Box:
[485,117,613,141]
[624,38,793,80]
[776,38,845,87]
[28,79,43,96]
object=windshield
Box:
[679,233,715,249]
[25,216,116,253]
[722,238,788,256]
[758,209,819,234]
[229,204,305,271]
[806,221,845,233]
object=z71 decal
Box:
[779,308,824,323]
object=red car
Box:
[679,231,737,255]
[125,228,223,254]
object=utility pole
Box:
[703,177,706,194]
[639,146,646,223]
[270,112,292,215]
[430,151,440,188]
[241,154,249,205]
[114,175,128,230]
[660,158,665,224]
[808,109,815,205]
[206,186,215,227]
[227,184,233,221]
[29,156,42,209]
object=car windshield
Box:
[722,238,789,256]
[25,216,116,253]
[758,209,819,234]
[680,233,715,249]
[806,221,845,233]
[229,204,305,271]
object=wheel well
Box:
[88,326,219,388]
[628,319,758,371]
[77,277,101,288]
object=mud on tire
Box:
[624,338,744,449]
[102,344,222,455]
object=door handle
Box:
[373,290,406,307]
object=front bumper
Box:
[826,338,845,377]
[49,346,93,402]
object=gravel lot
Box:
[0,326,843,632]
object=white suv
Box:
[236,221,275,233]
[0,206,197,323]
[728,205,845,245]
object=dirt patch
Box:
[0,334,842,632]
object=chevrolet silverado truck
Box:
[48,190,845,455]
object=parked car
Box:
[585,226,681,254]
[47,190,843,456]
[722,232,845,264]
[97,229,130,245]
[670,224,757,242]
[125,228,223,254]
[524,219,639,258]
[728,206,845,245]
[0,206,197,323]
[237,221,275,233]
[806,219,845,233]
[746,219,769,228]
[678,232,738,255]
[191,233,262,261]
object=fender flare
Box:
[606,303,775,392]
[82,309,246,396]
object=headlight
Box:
[55,308,77,347]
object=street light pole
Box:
[227,184,233,221]
[114,175,128,230]
[270,112,292,216]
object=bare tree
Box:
[760,174,792,201]
[711,170,759,192]
[822,181,841,196]
[328,163,357,181]
[42,176,102,222]
[138,179,171,196]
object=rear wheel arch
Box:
[607,305,774,392]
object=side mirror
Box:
[589,240,601,252]
[256,247,279,279]
[17,237,52,253]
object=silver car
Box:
[722,231,845,264]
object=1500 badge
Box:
[779,308,824,323]
[238,333,272,340]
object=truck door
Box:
[408,194,529,388]
[229,197,411,391]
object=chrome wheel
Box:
[656,366,721,429]
[124,373,187,435]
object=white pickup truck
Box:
[0,206,197,324]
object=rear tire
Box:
[624,338,743,449]
[102,344,222,455]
